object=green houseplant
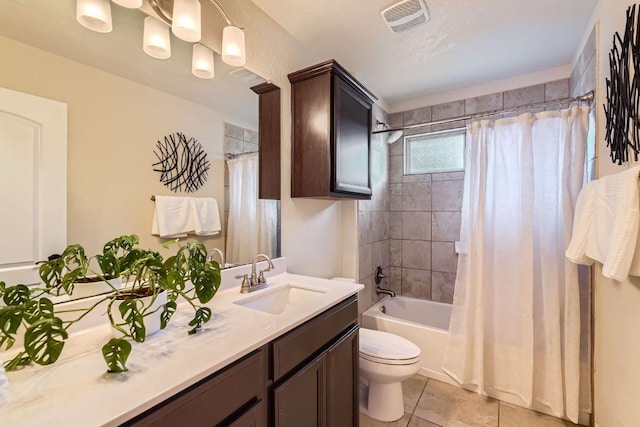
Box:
[0,235,221,373]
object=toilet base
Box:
[359,380,405,422]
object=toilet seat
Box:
[359,328,421,365]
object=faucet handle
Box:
[257,270,267,284]
[236,274,251,294]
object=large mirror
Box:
[0,0,280,297]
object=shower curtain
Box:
[226,155,277,265]
[442,106,591,423]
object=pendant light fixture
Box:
[143,17,172,59]
[76,0,112,33]
[112,0,142,7]
[171,0,202,43]
[192,44,215,79]
[221,25,246,67]
[76,0,247,79]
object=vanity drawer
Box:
[271,295,357,381]
[123,347,266,427]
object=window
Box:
[404,128,465,174]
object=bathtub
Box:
[361,296,456,385]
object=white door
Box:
[0,87,67,286]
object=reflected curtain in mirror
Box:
[226,155,277,264]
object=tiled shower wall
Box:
[387,78,572,304]
[357,105,391,314]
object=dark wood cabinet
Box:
[288,60,377,200]
[251,82,281,200]
[122,296,359,427]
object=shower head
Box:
[376,120,404,144]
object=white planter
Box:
[109,289,168,339]
[72,276,122,300]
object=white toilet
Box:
[359,328,421,422]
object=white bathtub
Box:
[361,296,456,385]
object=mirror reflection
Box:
[0,0,280,299]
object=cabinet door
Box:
[332,76,372,197]
[274,354,326,427]
[229,400,265,427]
[326,325,359,427]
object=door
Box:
[0,87,67,285]
[274,354,326,427]
[326,325,359,427]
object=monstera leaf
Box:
[188,307,212,335]
[160,301,177,330]
[118,300,146,343]
[102,338,132,373]
[24,317,68,366]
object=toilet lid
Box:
[359,328,421,363]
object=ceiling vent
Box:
[381,0,429,33]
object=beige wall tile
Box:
[503,84,545,108]
[432,211,461,242]
[402,268,431,299]
[224,136,243,154]
[371,211,389,241]
[404,106,432,126]
[431,271,456,304]
[390,155,404,183]
[403,182,431,211]
[432,242,457,273]
[389,266,402,294]
[224,122,244,139]
[390,212,403,239]
[432,180,464,211]
[545,79,569,101]
[390,137,405,156]
[389,112,404,128]
[359,243,373,279]
[402,212,432,241]
[390,183,403,211]
[402,240,431,270]
[390,239,402,267]
[403,173,431,183]
[432,100,465,121]
[465,93,503,115]
[432,171,464,181]
[358,210,373,245]
[372,239,390,270]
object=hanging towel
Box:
[0,355,8,406]
[566,166,640,281]
[151,196,192,238]
[191,198,221,236]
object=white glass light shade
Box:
[143,17,171,59]
[171,0,201,42]
[221,26,246,67]
[76,0,112,33]
[112,0,143,8]
[192,44,215,79]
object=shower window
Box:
[404,128,465,174]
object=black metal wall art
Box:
[152,132,210,193]
[604,5,640,164]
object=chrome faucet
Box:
[208,248,225,268]
[237,254,274,294]
[376,287,396,298]
[374,266,396,297]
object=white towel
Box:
[566,166,640,281]
[0,356,8,406]
[151,196,192,238]
[191,198,221,236]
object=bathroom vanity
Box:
[0,260,363,427]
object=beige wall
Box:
[578,1,640,426]
[0,34,258,258]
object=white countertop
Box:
[0,261,363,427]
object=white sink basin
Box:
[234,283,328,315]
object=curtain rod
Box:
[373,91,595,134]
[225,151,258,160]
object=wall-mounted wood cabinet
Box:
[251,82,281,200]
[288,60,377,200]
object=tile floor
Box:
[360,375,580,427]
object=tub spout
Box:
[376,286,396,297]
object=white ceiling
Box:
[0,0,260,125]
[251,0,598,109]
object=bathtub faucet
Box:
[376,286,396,298]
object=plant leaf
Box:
[24,317,68,366]
[96,252,120,279]
[188,306,212,334]
[191,263,221,304]
[4,351,31,371]
[160,301,177,329]
[101,338,132,373]
[0,306,24,350]
[118,300,146,343]
[3,284,31,306]
[39,258,64,289]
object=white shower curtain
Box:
[226,155,277,265]
[443,106,591,423]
